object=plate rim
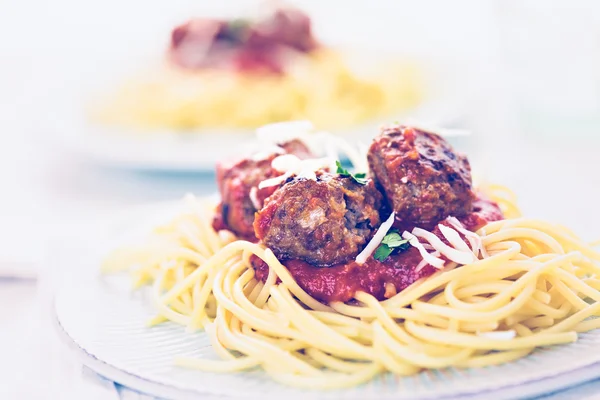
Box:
[54,276,600,400]
[52,200,600,399]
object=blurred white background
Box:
[1,1,600,396]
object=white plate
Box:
[51,61,470,172]
[56,118,263,172]
[53,110,469,173]
[54,201,600,400]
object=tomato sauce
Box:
[251,195,503,303]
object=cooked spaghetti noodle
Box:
[102,190,600,389]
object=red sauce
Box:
[251,195,503,303]
[252,248,435,303]
[464,193,504,231]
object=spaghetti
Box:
[102,189,600,389]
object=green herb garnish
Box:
[226,19,250,43]
[335,161,368,185]
[374,244,394,261]
[374,230,410,261]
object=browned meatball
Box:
[213,140,312,241]
[254,173,382,266]
[169,6,318,74]
[247,6,318,52]
[368,125,475,228]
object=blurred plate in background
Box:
[47,1,477,172]
[52,79,469,172]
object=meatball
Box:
[169,18,226,70]
[368,125,475,228]
[169,6,317,74]
[247,6,318,52]
[213,140,312,240]
[254,173,382,266]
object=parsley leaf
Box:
[374,244,394,261]
[381,232,402,245]
[381,230,409,248]
[335,160,350,175]
[373,230,410,262]
[226,19,250,43]
[335,161,368,185]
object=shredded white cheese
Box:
[250,145,285,161]
[271,154,302,172]
[325,139,339,172]
[297,170,316,181]
[357,141,370,161]
[256,120,314,144]
[477,330,516,340]
[414,251,441,272]
[412,227,476,265]
[297,158,332,179]
[258,172,293,189]
[258,155,333,189]
[249,187,261,210]
[402,231,445,269]
[438,224,472,253]
[254,121,369,176]
[321,132,369,174]
[355,212,396,265]
[446,216,484,258]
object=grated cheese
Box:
[271,154,302,172]
[412,227,476,265]
[250,145,285,161]
[254,121,368,175]
[402,231,445,269]
[249,187,261,210]
[446,216,484,258]
[357,141,370,162]
[320,132,369,173]
[438,224,472,253]
[256,120,314,144]
[355,212,396,265]
[414,251,441,272]
[325,139,339,172]
[258,155,333,189]
[258,172,293,189]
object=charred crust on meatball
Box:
[212,139,312,240]
[254,173,382,267]
[367,125,475,228]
